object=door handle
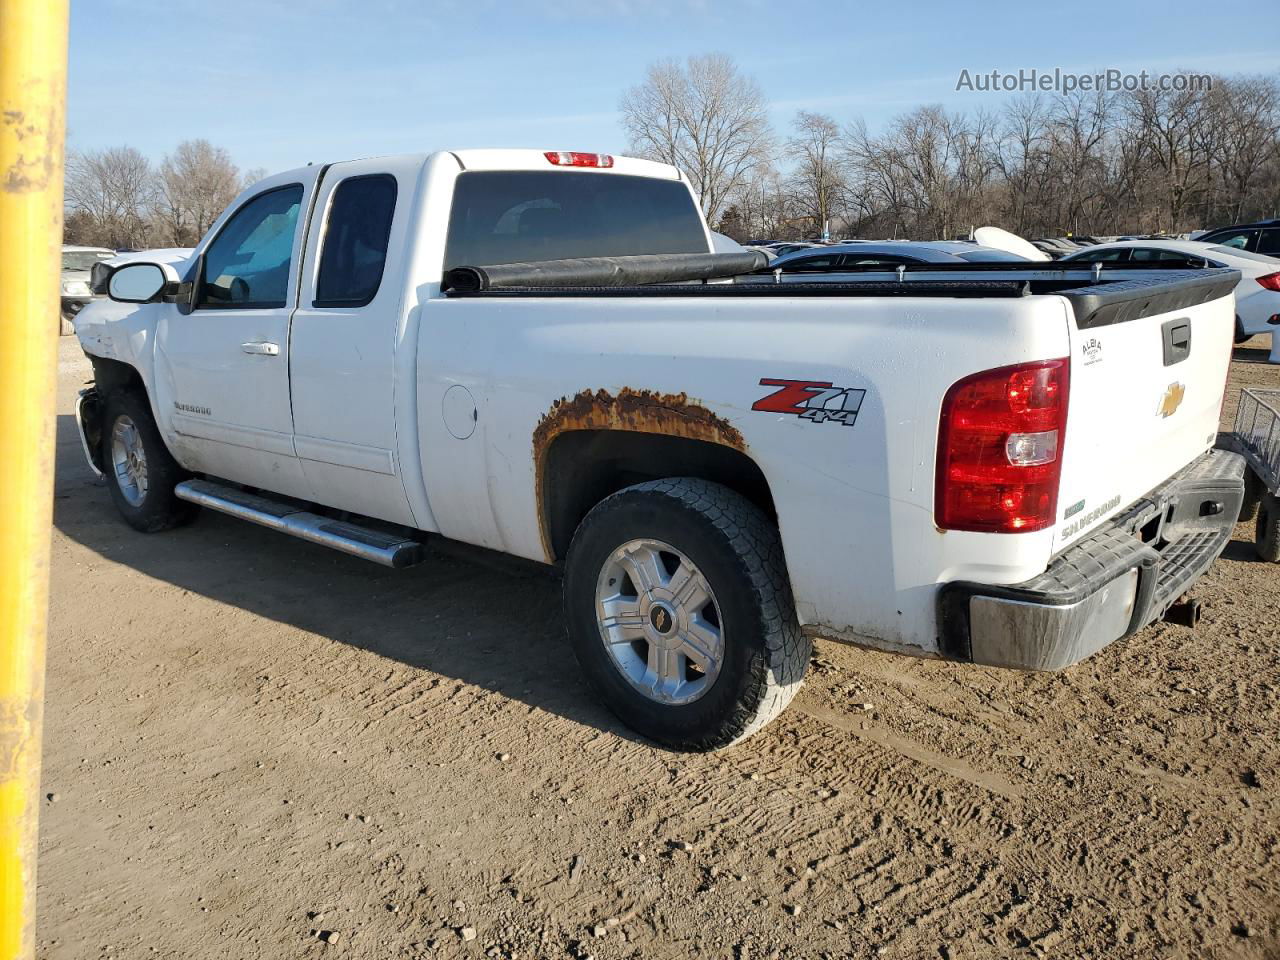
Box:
[1161,318,1191,366]
[241,341,280,356]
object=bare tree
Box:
[64,146,156,248]
[156,139,243,246]
[1205,75,1280,224]
[786,111,845,236]
[620,53,773,222]
[993,95,1053,234]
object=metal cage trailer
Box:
[1233,387,1280,561]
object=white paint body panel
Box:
[74,150,1238,659]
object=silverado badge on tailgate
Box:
[752,378,866,427]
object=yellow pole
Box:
[0,1,69,957]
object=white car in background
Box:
[1061,240,1280,361]
[60,245,116,334]
[62,246,196,335]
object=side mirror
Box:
[106,262,178,304]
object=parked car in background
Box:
[1196,219,1280,255]
[742,245,777,262]
[60,245,116,334]
[87,248,196,300]
[761,241,819,256]
[1031,238,1084,258]
[710,231,746,254]
[744,241,1028,281]
[1061,240,1280,357]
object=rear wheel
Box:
[1257,493,1280,563]
[1235,316,1250,345]
[563,478,810,751]
[1239,468,1263,523]
[100,390,197,532]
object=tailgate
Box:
[1052,270,1240,552]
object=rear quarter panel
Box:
[413,294,1071,656]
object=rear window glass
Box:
[443,171,707,270]
[1258,230,1280,256]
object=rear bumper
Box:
[939,448,1245,671]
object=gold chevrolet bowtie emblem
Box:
[1158,382,1186,418]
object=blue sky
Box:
[69,0,1280,175]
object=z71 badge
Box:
[752,378,866,426]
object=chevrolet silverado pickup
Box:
[73,149,1246,750]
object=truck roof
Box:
[268,150,684,183]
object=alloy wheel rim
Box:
[110,415,148,507]
[594,538,725,705]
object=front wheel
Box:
[99,390,197,532]
[563,478,810,751]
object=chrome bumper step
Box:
[174,479,425,568]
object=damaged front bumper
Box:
[939,448,1245,671]
[75,387,104,478]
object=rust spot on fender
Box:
[532,388,746,559]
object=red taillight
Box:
[544,151,614,168]
[1256,272,1280,292]
[936,359,1070,533]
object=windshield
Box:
[62,250,114,271]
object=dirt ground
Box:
[37,336,1280,960]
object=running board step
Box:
[175,479,426,568]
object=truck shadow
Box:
[50,414,646,746]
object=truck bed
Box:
[443,263,1240,329]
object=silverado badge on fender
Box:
[752,378,866,426]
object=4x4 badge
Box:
[752,379,866,427]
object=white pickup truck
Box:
[73,149,1246,750]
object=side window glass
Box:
[1205,229,1257,251]
[314,175,398,308]
[1072,249,1129,263]
[784,255,837,271]
[1258,230,1280,256]
[1130,248,1192,263]
[845,256,906,267]
[198,185,303,309]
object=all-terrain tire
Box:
[1257,493,1280,563]
[564,478,810,751]
[100,390,197,532]
[1239,469,1263,523]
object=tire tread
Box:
[568,477,810,749]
